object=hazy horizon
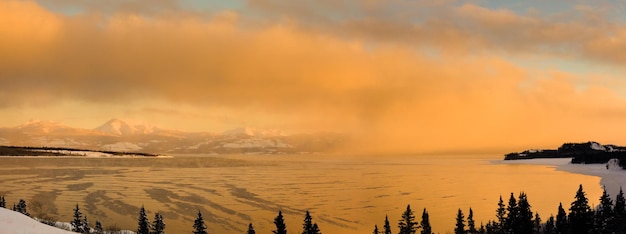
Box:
[3,0,626,154]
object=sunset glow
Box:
[3,0,626,153]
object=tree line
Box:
[1,184,625,233]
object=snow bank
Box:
[556,160,626,199]
[0,208,77,234]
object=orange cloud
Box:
[3,1,626,153]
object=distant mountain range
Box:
[0,119,345,155]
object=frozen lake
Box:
[0,155,604,233]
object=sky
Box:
[3,0,626,154]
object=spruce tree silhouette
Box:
[454,209,465,234]
[596,186,613,233]
[373,225,380,234]
[193,211,208,234]
[614,187,626,232]
[533,212,541,234]
[420,208,432,234]
[94,220,104,234]
[137,206,150,234]
[556,202,569,234]
[495,195,506,233]
[544,215,555,234]
[82,216,91,234]
[302,211,314,234]
[504,193,518,233]
[398,204,417,234]
[569,185,592,234]
[151,212,166,234]
[273,210,287,234]
[467,208,476,234]
[71,204,84,233]
[16,199,29,217]
[247,223,256,234]
[516,192,533,233]
[383,215,392,234]
[299,211,322,234]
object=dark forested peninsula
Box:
[504,141,626,168]
[0,146,160,157]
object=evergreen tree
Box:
[595,186,613,234]
[543,215,555,234]
[533,212,541,234]
[193,211,208,234]
[71,204,84,233]
[555,203,569,234]
[151,212,166,234]
[495,195,506,234]
[247,223,256,234]
[484,222,492,234]
[302,211,313,234]
[82,216,91,234]
[503,193,518,233]
[311,223,321,234]
[373,225,380,234]
[420,208,432,234]
[302,211,321,234]
[467,208,476,234]
[94,220,104,234]
[614,187,626,232]
[137,206,150,234]
[0,195,5,208]
[569,185,593,234]
[516,192,533,234]
[273,210,287,234]
[455,209,465,234]
[478,223,485,234]
[383,215,392,234]
[398,204,418,234]
[16,199,29,217]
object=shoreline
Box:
[500,158,626,200]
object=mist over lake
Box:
[0,155,602,233]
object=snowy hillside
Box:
[0,208,77,234]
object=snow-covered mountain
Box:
[95,118,158,135]
[0,119,344,154]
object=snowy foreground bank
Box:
[0,208,77,234]
[501,158,626,198]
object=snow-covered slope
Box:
[16,120,75,135]
[0,208,77,234]
[94,118,158,135]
